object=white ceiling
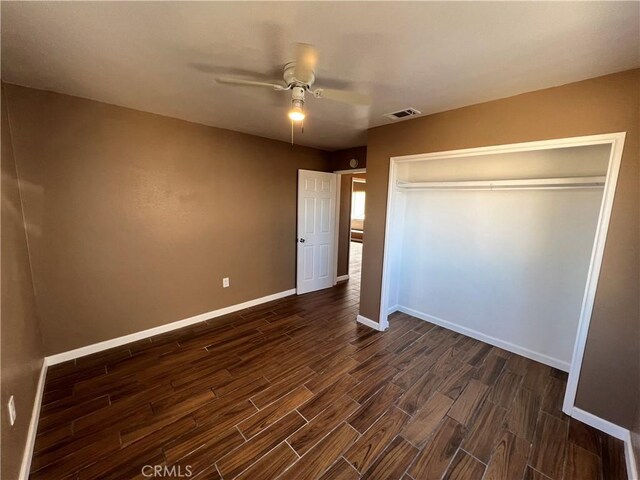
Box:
[2,2,639,150]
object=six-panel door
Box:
[297,170,337,294]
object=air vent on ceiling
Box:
[384,108,422,121]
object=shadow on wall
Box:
[1,85,46,480]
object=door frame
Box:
[333,168,367,284]
[378,132,625,418]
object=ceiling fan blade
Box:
[312,88,371,105]
[294,43,318,84]
[216,77,287,90]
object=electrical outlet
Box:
[8,396,16,426]
[222,277,230,288]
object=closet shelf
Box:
[395,176,606,191]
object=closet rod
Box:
[396,175,606,191]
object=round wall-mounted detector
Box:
[349,158,359,168]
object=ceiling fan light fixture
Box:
[288,99,305,122]
[217,43,370,133]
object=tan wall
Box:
[634,407,640,475]
[337,173,366,277]
[330,146,367,171]
[360,69,640,428]
[1,86,45,479]
[4,84,330,355]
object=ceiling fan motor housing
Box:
[290,86,306,112]
[292,86,305,101]
[284,62,315,88]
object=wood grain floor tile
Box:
[393,329,426,353]
[437,363,476,400]
[317,458,359,480]
[165,430,239,479]
[388,341,430,370]
[192,397,258,430]
[448,379,489,426]
[347,382,404,433]
[163,420,243,464]
[30,432,121,480]
[305,357,360,393]
[74,403,155,439]
[298,374,359,421]
[281,423,359,480]
[214,373,271,399]
[443,449,486,480]
[568,417,601,456]
[345,407,409,472]
[505,354,531,376]
[402,391,453,447]
[600,435,627,480]
[361,436,418,480]
[464,343,493,367]
[120,391,213,445]
[216,411,307,478]
[237,385,313,439]
[522,362,551,393]
[505,387,541,441]
[408,416,466,480]
[31,429,119,474]
[488,370,522,408]
[348,351,394,381]
[38,395,110,432]
[346,364,398,404]
[473,354,507,386]
[484,430,530,480]
[564,443,601,480]
[33,424,73,454]
[461,400,507,463]
[530,412,568,480]
[151,388,216,416]
[288,394,360,456]
[234,442,299,480]
[396,371,442,416]
[540,376,565,419]
[523,466,553,480]
[78,418,200,480]
[412,320,436,335]
[393,346,445,390]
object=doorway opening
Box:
[349,177,366,285]
[335,170,366,286]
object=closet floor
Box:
[31,265,626,479]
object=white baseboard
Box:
[571,407,628,440]
[19,359,47,480]
[46,288,297,365]
[357,314,386,331]
[387,304,399,315]
[624,432,638,480]
[336,275,349,283]
[571,408,638,480]
[396,306,570,372]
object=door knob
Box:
[299,238,306,243]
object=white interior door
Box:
[297,170,337,295]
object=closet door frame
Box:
[379,132,626,417]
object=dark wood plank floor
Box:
[31,242,627,479]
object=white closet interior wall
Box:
[386,144,611,370]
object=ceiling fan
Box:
[216,43,371,125]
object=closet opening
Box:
[379,133,625,416]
